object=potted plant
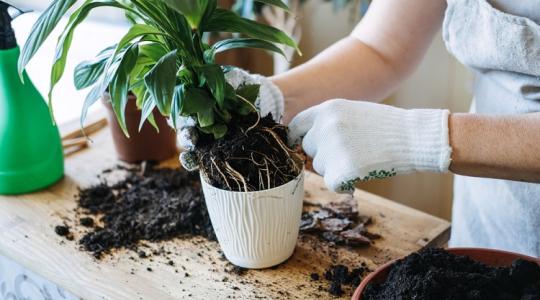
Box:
[19,0,304,269]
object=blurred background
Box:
[11,0,474,220]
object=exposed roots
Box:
[236,95,260,133]
[196,113,304,192]
[224,162,249,192]
[210,156,231,191]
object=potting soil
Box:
[197,113,302,192]
[363,247,540,300]
[314,264,371,297]
[76,163,215,258]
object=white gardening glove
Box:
[289,99,452,193]
[178,68,285,171]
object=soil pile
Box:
[77,163,215,258]
[196,113,302,192]
[311,264,371,297]
[301,197,380,246]
[363,248,540,300]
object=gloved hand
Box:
[178,68,285,171]
[289,99,452,193]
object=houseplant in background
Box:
[235,0,371,73]
[19,1,178,163]
[19,0,304,269]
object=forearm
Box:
[272,0,446,123]
[449,113,540,182]
[272,37,402,123]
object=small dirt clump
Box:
[363,248,540,300]
[79,217,94,227]
[323,264,371,297]
[75,164,215,258]
[54,225,70,237]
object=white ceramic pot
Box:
[201,171,304,269]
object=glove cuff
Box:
[400,109,452,173]
[358,106,451,175]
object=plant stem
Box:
[236,94,260,133]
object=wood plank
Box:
[0,127,450,299]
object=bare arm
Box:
[276,0,540,182]
[449,113,540,182]
[272,0,447,123]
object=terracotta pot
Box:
[102,93,177,163]
[352,247,540,300]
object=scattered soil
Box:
[196,113,302,192]
[301,196,380,246]
[310,263,371,297]
[54,225,70,237]
[79,217,94,227]
[363,248,540,300]
[53,162,380,298]
[76,163,215,258]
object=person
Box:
[179,0,540,257]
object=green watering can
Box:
[0,1,64,194]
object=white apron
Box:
[443,0,540,257]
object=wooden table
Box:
[0,126,450,299]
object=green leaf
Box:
[215,106,232,123]
[160,0,208,29]
[129,43,167,97]
[80,45,134,128]
[109,44,139,137]
[197,108,215,127]
[49,1,131,109]
[235,84,259,115]
[74,45,116,90]
[210,38,286,60]
[199,0,217,30]
[199,123,227,139]
[130,80,146,107]
[238,103,256,115]
[170,84,185,130]
[236,84,260,104]
[204,8,300,54]
[139,42,168,62]
[181,87,214,115]
[146,111,159,131]
[144,50,178,116]
[253,0,290,11]
[196,64,225,108]
[18,0,77,78]
[138,91,158,132]
[113,24,165,59]
[177,67,194,85]
[224,82,236,100]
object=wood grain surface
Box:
[0,127,450,299]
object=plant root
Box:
[196,113,303,192]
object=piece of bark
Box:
[324,195,358,220]
[320,218,352,232]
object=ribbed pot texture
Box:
[201,171,305,269]
[102,93,177,163]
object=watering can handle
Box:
[0,1,31,49]
[0,1,31,20]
